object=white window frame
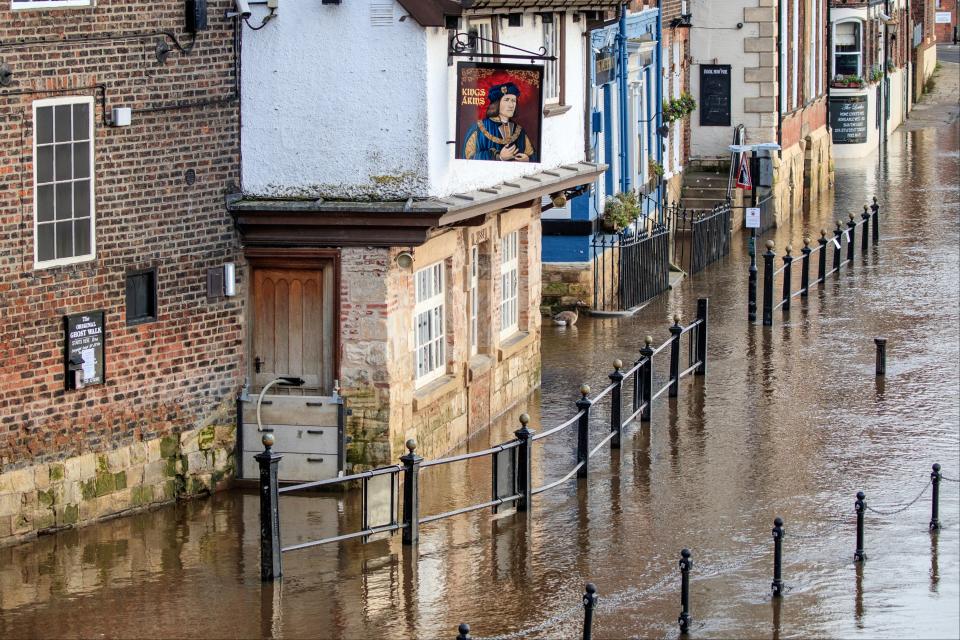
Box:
[791,0,799,109]
[832,20,864,79]
[33,95,96,269]
[12,0,92,9]
[500,231,519,339]
[414,261,446,387]
[466,17,494,56]
[542,14,561,103]
[470,245,479,357]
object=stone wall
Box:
[542,263,594,311]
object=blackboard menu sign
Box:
[830,95,868,144]
[700,65,731,127]
[64,311,106,389]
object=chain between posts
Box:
[940,475,960,483]
[864,480,931,515]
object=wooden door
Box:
[252,268,329,392]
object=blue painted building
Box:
[541,6,662,307]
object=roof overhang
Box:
[396,0,621,25]
[229,162,606,248]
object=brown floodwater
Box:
[1,123,958,639]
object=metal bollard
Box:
[695,298,708,375]
[576,385,592,478]
[678,549,693,633]
[401,439,423,545]
[748,238,759,322]
[861,205,870,252]
[854,491,867,562]
[818,229,828,284]
[669,314,682,397]
[456,623,471,640]
[833,222,843,272]
[255,433,283,581]
[763,240,775,326]
[874,338,887,376]
[514,414,534,513]
[640,336,654,422]
[800,238,812,297]
[609,361,624,449]
[847,212,857,263]
[781,246,793,311]
[582,583,598,640]
[871,197,880,244]
[772,517,784,596]
[931,463,942,531]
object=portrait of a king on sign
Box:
[456,62,544,163]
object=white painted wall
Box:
[241,2,587,200]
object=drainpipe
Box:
[776,0,783,152]
[618,3,632,193]
[656,0,664,216]
[882,0,890,143]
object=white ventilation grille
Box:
[370,1,394,27]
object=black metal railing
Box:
[752,199,880,326]
[253,299,710,581]
[726,124,746,201]
[671,202,733,274]
[591,222,670,313]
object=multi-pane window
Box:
[467,18,494,55]
[126,268,158,325]
[542,15,561,102]
[470,245,479,356]
[833,21,863,77]
[12,0,92,9]
[33,96,95,267]
[414,262,446,386]
[500,232,519,338]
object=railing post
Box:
[457,623,472,640]
[582,583,598,640]
[772,517,784,596]
[817,229,828,285]
[847,212,857,263]
[678,549,692,634]
[748,230,758,323]
[609,360,624,449]
[762,241,775,326]
[401,439,422,545]
[640,336,654,422]
[874,338,887,376]
[854,491,866,562]
[833,222,843,273]
[695,297,708,375]
[931,463,941,531]
[800,238,812,297]
[871,197,880,244]
[576,385,592,478]
[781,246,793,311]
[255,433,283,582]
[514,414,534,513]
[861,205,870,252]
[669,314,682,397]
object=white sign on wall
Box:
[745,207,761,229]
[936,12,953,23]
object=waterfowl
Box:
[552,301,586,326]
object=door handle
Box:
[254,356,263,373]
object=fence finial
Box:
[405,438,417,453]
[803,237,810,248]
[820,228,827,238]
[580,383,591,398]
[864,204,870,214]
[262,432,275,450]
[518,412,530,427]
[612,359,622,371]
[766,240,775,250]
[836,220,843,229]
[645,335,653,347]
[785,245,792,256]
[848,211,856,222]
[457,623,471,640]
[672,312,681,325]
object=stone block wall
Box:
[542,263,594,311]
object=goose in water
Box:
[552,301,586,326]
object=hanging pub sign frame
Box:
[63,311,106,390]
[455,62,544,164]
[448,32,556,63]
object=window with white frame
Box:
[414,262,446,386]
[500,231,519,338]
[12,0,91,9]
[542,14,561,103]
[470,245,479,356]
[466,17,494,55]
[33,96,95,267]
[833,21,863,77]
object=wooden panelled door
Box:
[252,267,334,393]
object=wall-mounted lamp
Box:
[658,124,671,138]
[224,262,236,296]
[396,252,414,269]
[111,107,132,127]
[550,192,568,208]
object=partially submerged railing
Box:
[254,299,711,581]
[726,124,745,201]
[671,202,733,274]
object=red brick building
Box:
[935,0,958,42]
[0,0,242,544]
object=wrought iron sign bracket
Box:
[448,32,556,66]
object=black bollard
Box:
[874,338,887,376]
[871,197,880,244]
[855,491,867,562]
[818,229,828,284]
[640,336,654,422]
[255,433,283,581]
[833,222,843,272]
[401,439,422,545]
[695,298,709,375]
[800,238,812,297]
[678,549,693,633]
[669,314,682,397]
[576,385,592,478]
[861,205,870,252]
[582,583,598,640]
[931,463,942,531]
[609,360,624,449]
[514,414,534,514]
[772,517,784,596]
[763,241,775,326]
[749,239,759,322]
[847,213,857,263]
[456,623,471,640]
[781,246,793,310]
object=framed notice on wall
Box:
[63,311,106,389]
[830,95,868,144]
[700,64,731,127]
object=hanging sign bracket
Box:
[448,32,557,65]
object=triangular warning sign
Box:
[735,154,753,190]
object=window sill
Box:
[467,354,492,383]
[497,331,534,362]
[413,374,460,412]
[543,104,572,118]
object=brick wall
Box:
[0,1,242,541]
[935,0,958,41]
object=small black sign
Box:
[595,46,616,86]
[700,64,731,127]
[64,311,106,389]
[830,95,868,144]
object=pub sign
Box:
[63,311,106,389]
[456,62,544,163]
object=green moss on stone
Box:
[97,455,109,474]
[160,435,179,459]
[95,472,116,497]
[63,504,79,525]
[163,479,178,500]
[131,486,151,506]
[197,425,215,450]
[81,479,97,500]
[114,471,127,490]
[164,458,179,478]
[49,464,64,482]
[37,489,55,508]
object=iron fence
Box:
[253,299,711,581]
[590,222,670,313]
[670,202,732,274]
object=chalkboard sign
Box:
[830,95,868,144]
[64,311,106,389]
[700,65,731,127]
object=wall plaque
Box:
[700,64,731,127]
[63,311,106,389]
[830,95,868,144]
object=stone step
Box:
[682,185,728,198]
[679,196,727,210]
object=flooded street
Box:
[2,121,959,639]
